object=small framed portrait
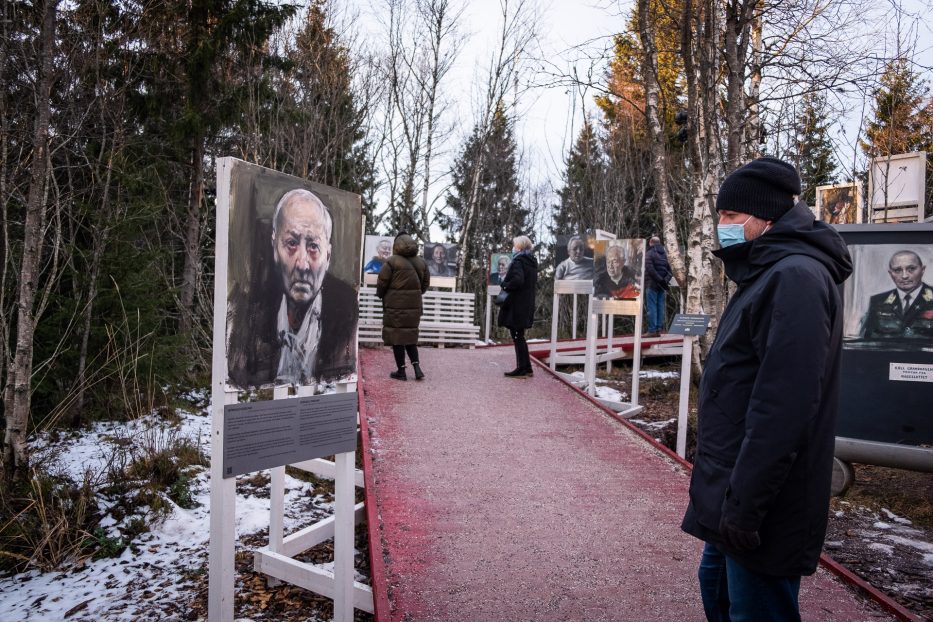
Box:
[554,234,595,281]
[489,253,512,286]
[362,235,393,274]
[592,239,645,300]
[424,242,458,277]
[835,223,933,447]
[816,183,861,224]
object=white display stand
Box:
[362,272,379,286]
[868,151,926,223]
[485,285,500,342]
[548,279,594,369]
[430,275,457,290]
[209,158,371,622]
[251,383,373,619]
[583,297,644,418]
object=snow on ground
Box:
[594,385,628,402]
[639,369,680,380]
[0,400,343,622]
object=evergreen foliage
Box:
[794,92,838,206]
[861,58,933,217]
[441,103,529,297]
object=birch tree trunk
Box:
[4,0,57,480]
[681,0,726,363]
[636,0,687,288]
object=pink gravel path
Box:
[360,346,895,622]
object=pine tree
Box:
[794,91,838,206]
[441,102,529,296]
[274,2,377,223]
[861,58,933,216]
[862,58,933,158]
[553,119,605,235]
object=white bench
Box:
[359,287,479,347]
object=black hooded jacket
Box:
[681,202,853,577]
[498,252,538,330]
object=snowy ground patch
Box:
[0,403,342,621]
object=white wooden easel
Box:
[583,297,644,418]
[209,157,371,622]
[485,284,500,342]
[548,279,594,369]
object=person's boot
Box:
[504,368,530,378]
[390,367,407,381]
[412,362,425,380]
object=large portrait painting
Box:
[424,242,458,277]
[835,225,933,447]
[489,253,511,286]
[817,183,861,224]
[363,235,393,274]
[223,159,362,389]
[554,234,594,281]
[592,239,645,300]
[844,243,933,351]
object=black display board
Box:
[835,224,933,445]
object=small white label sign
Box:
[889,362,933,383]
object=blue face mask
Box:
[717,217,752,248]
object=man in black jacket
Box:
[681,157,852,621]
[644,236,672,337]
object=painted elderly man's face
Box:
[433,245,446,263]
[568,240,584,262]
[888,253,925,293]
[377,240,392,259]
[273,197,331,307]
[497,258,508,274]
[606,247,624,279]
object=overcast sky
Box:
[349,0,933,238]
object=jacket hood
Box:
[714,201,852,285]
[393,234,418,257]
[513,251,538,269]
[649,244,668,257]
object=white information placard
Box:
[889,362,933,383]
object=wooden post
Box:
[549,290,560,370]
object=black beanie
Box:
[716,156,801,221]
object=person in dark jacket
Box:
[377,234,430,380]
[681,157,853,621]
[498,235,538,378]
[644,236,672,337]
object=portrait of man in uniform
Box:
[843,243,933,350]
[862,250,933,340]
[224,162,361,389]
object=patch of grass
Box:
[839,464,933,529]
[0,468,100,573]
[87,527,126,559]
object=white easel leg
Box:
[333,451,355,622]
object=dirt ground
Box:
[598,359,933,621]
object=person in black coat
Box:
[681,157,852,621]
[644,236,672,337]
[498,235,538,378]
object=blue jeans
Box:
[646,287,666,333]
[698,543,801,622]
